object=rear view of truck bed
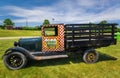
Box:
[64,24,117,50]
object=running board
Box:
[30,51,67,56]
[34,55,68,60]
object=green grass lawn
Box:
[0,29,41,37]
[0,39,120,78]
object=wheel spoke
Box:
[7,54,23,68]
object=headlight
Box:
[14,41,19,46]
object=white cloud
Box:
[1,0,120,25]
[77,0,97,7]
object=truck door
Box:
[41,24,64,52]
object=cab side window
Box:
[44,27,58,36]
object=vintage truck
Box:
[3,23,117,70]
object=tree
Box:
[3,18,14,26]
[89,22,95,24]
[43,19,50,25]
[99,20,108,24]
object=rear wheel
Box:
[3,52,27,70]
[83,49,99,64]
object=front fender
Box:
[3,47,30,58]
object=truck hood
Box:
[19,37,42,52]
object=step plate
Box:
[30,51,67,56]
[34,55,68,60]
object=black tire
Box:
[83,49,99,64]
[3,52,27,70]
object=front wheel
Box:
[3,52,27,70]
[83,49,99,64]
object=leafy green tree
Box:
[43,19,50,25]
[3,18,14,26]
[99,20,108,24]
[89,22,95,24]
[117,27,120,32]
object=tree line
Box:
[0,18,119,31]
[0,18,50,30]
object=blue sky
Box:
[0,0,120,26]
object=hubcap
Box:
[87,52,96,62]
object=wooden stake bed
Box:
[64,24,117,50]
